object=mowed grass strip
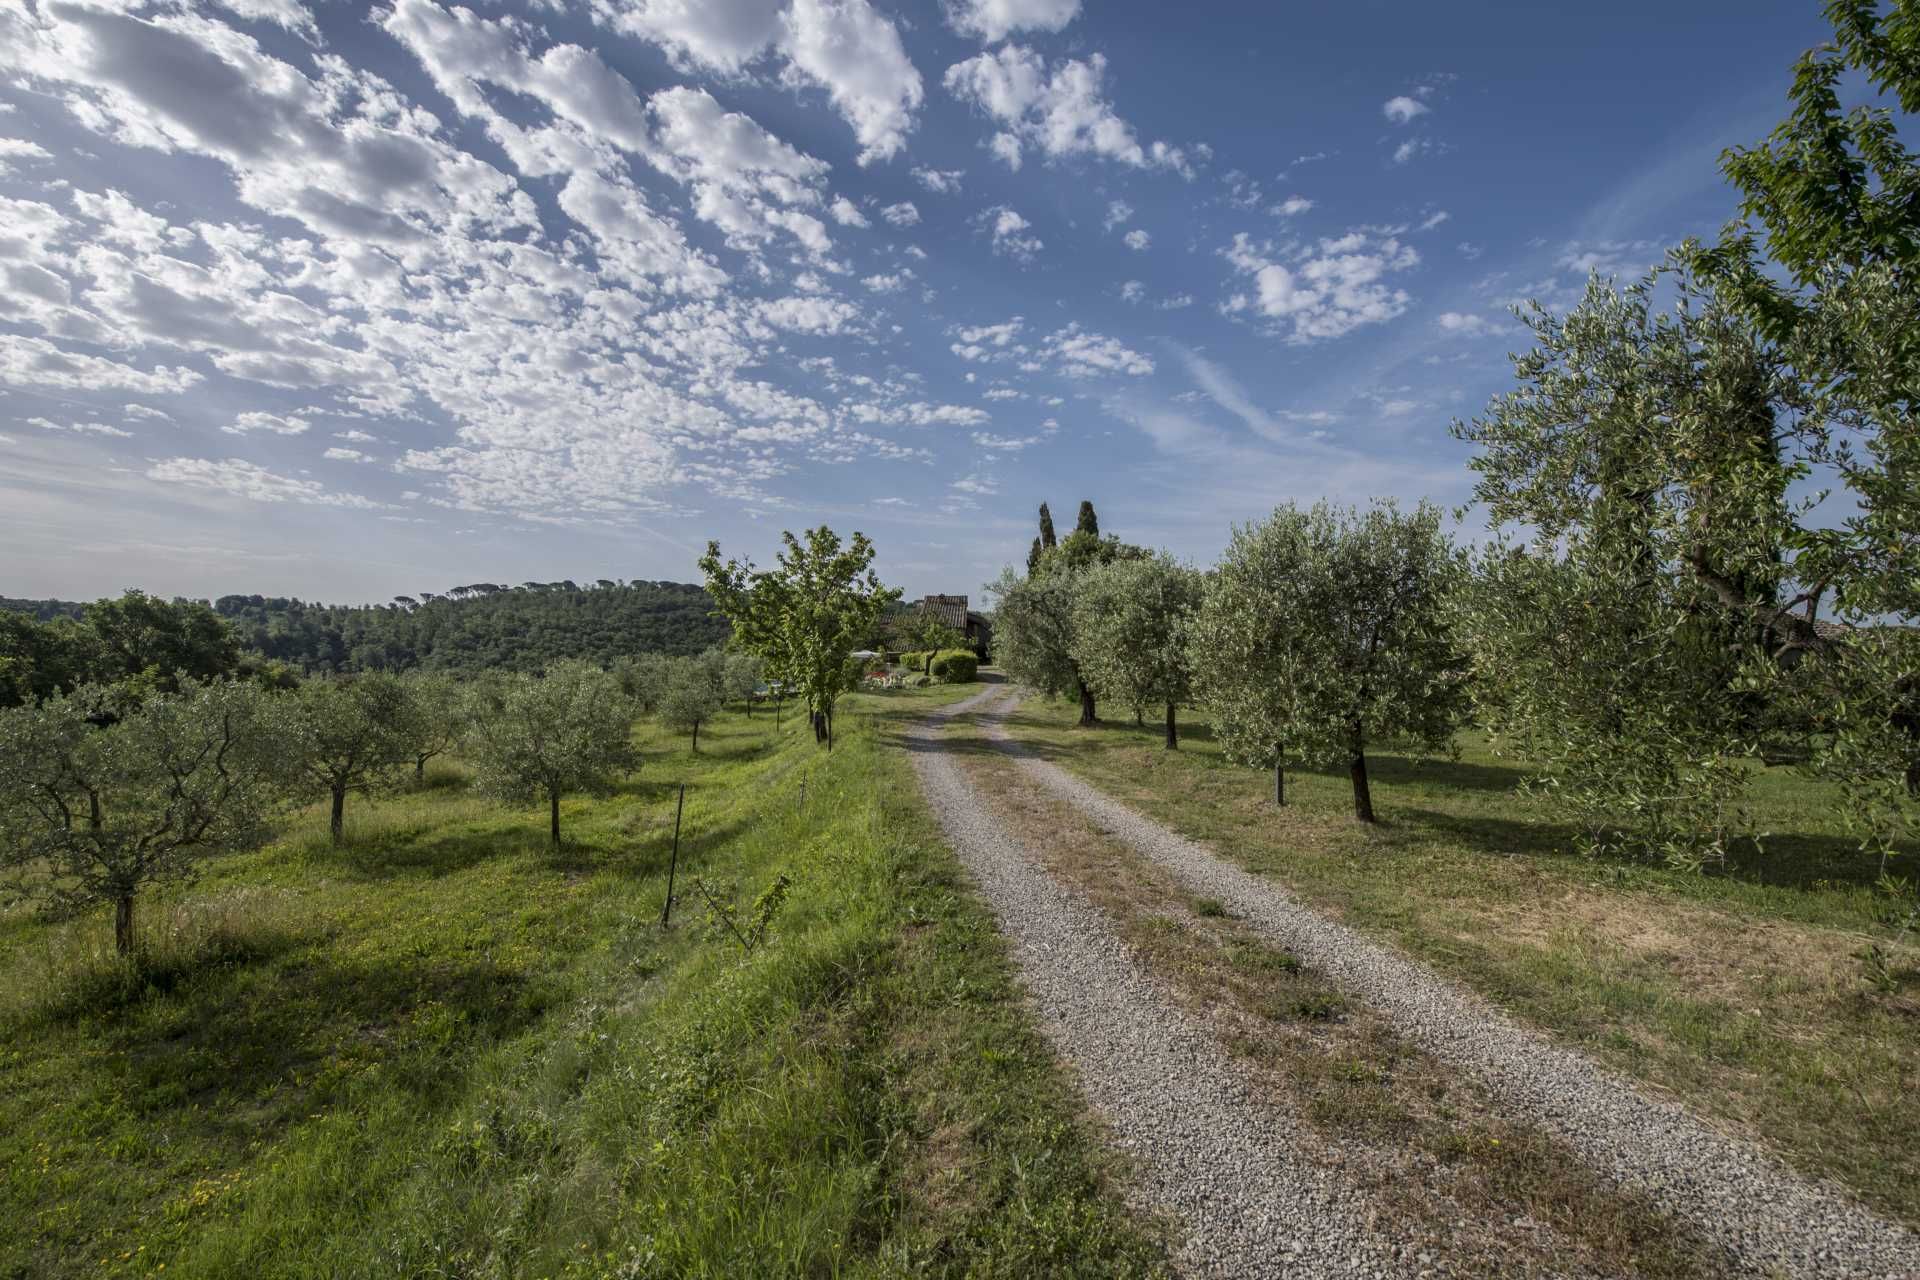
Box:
[943,708,1728,1280]
[998,695,1920,1228]
[0,684,1166,1279]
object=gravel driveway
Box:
[907,687,1419,1278]
[971,689,1920,1280]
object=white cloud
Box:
[1044,323,1152,377]
[26,416,134,439]
[1122,228,1151,251]
[1120,279,1145,304]
[148,456,382,507]
[324,446,373,461]
[1383,95,1429,125]
[122,403,173,422]
[1418,210,1450,232]
[598,0,923,163]
[1104,199,1133,229]
[945,46,1190,175]
[828,196,869,227]
[0,137,52,175]
[1436,310,1495,336]
[912,166,965,194]
[1223,230,1420,343]
[970,430,1043,451]
[1393,138,1430,165]
[779,0,924,164]
[1271,196,1313,217]
[223,411,311,436]
[1156,293,1194,310]
[980,205,1043,262]
[334,428,378,442]
[880,200,920,226]
[946,0,1081,43]
[0,335,202,394]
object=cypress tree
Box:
[1075,500,1099,537]
[1038,503,1057,549]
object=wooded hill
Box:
[1,581,730,677]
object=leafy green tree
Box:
[85,591,240,690]
[721,651,763,714]
[613,653,672,717]
[699,528,899,750]
[0,680,286,955]
[463,662,636,848]
[1070,555,1202,749]
[1189,501,1467,822]
[1456,540,1759,865]
[991,512,1146,726]
[660,657,723,752]
[283,674,418,844]
[0,612,103,707]
[1686,0,1920,841]
[397,671,466,784]
[988,567,1093,724]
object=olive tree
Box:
[463,661,636,848]
[987,567,1090,722]
[398,671,467,784]
[1190,501,1467,822]
[660,656,723,752]
[283,673,417,845]
[0,680,287,955]
[1070,555,1202,749]
[989,507,1145,726]
[722,651,763,715]
[700,527,899,751]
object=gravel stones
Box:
[908,688,1405,1277]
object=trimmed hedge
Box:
[929,649,978,683]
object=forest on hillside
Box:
[0,580,731,683]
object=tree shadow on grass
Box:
[1396,805,1909,893]
[102,948,555,1142]
[334,823,537,881]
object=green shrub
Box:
[930,650,978,683]
[900,651,928,673]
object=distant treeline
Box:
[0,581,731,701]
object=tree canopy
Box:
[699,527,898,749]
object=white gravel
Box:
[907,688,1417,1278]
[974,689,1920,1280]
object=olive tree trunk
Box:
[1076,682,1097,727]
[1164,703,1178,750]
[330,783,347,846]
[1348,732,1375,823]
[1274,759,1286,807]
[549,789,562,848]
[114,894,135,957]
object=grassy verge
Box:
[997,694,1920,1228]
[0,683,1164,1279]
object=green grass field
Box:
[0,685,1164,1280]
[997,694,1920,1228]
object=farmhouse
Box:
[918,593,993,657]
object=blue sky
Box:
[0,0,1836,604]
